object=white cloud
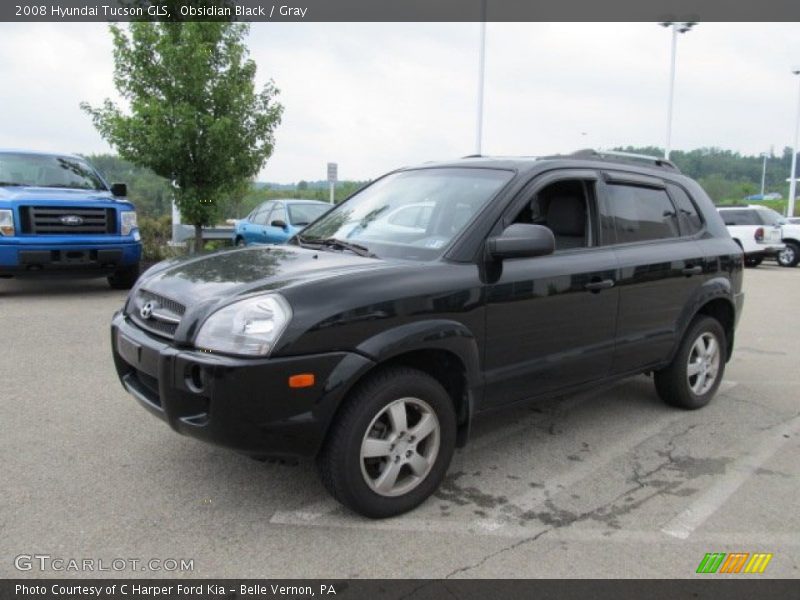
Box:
[0,22,799,183]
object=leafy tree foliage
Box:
[81,20,283,250]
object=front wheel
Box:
[654,316,726,410]
[777,241,800,267]
[317,367,456,518]
[235,237,246,247]
[107,263,140,290]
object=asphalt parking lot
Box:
[2,264,799,579]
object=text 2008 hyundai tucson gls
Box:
[112,150,744,518]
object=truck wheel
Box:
[778,241,800,267]
[654,316,726,410]
[108,263,140,290]
[317,366,456,518]
[744,256,762,267]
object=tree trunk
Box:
[194,224,203,254]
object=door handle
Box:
[584,278,615,292]
[682,265,703,276]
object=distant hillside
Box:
[613,146,799,206]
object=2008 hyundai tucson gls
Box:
[111,150,744,518]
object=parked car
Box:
[233,199,330,246]
[0,150,141,288]
[716,205,784,267]
[112,150,743,518]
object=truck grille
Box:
[20,206,116,235]
[129,289,186,339]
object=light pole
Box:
[788,67,800,218]
[760,152,769,197]
[475,0,487,155]
[660,22,696,160]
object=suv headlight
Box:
[0,209,14,236]
[195,295,292,357]
[121,211,138,236]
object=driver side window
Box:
[511,179,595,251]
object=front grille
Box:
[129,289,186,339]
[20,206,115,235]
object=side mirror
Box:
[486,223,555,260]
[110,182,127,197]
[271,219,287,229]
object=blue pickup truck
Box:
[0,150,142,289]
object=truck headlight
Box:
[195,295,292,357]
[121,211,138,236]
[0,210,14,236]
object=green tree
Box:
[81,20,283,251]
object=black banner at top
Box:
[3,0,800,22]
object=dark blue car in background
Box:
[0,150,141,289]
[234,199,330,246]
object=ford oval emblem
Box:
[140,301,157,320]
[60,215,84,226]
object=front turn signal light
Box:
[288,373,315,389]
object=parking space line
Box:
[484,411,690,527]
[661,413,800,539]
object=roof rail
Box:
[557,148,681,173]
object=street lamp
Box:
[659,21,696,160]
[788,66,800,218]
[760,152,769,197]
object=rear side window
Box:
[719,209,759,226]
[605,184,680,244]
[668,184,703,235]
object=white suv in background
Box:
[717,205,785,267]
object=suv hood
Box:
[136,245,396,308]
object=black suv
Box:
[112,150,744,518]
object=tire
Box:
[777,241,800,268]
[235,237,246,247]
[107,263,140,290]
[654,316,726,410]
[744,255,762,268]
[317,366,457,518]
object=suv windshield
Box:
[296,168,513,260]
[0,152,106,191]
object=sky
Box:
[0,22,799,183]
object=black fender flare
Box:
[669,276,737,364]
[356,319,482,445]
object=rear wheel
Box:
[744,255,762,267]
[107,263,140,290]
[235,237,246,247]
[778,241,800,267]
[317,367,456,518]
[654,316,726,410]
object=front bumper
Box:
[0,240,141,275]
[111,312,375,458]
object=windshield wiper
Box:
[297,235,376,258]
